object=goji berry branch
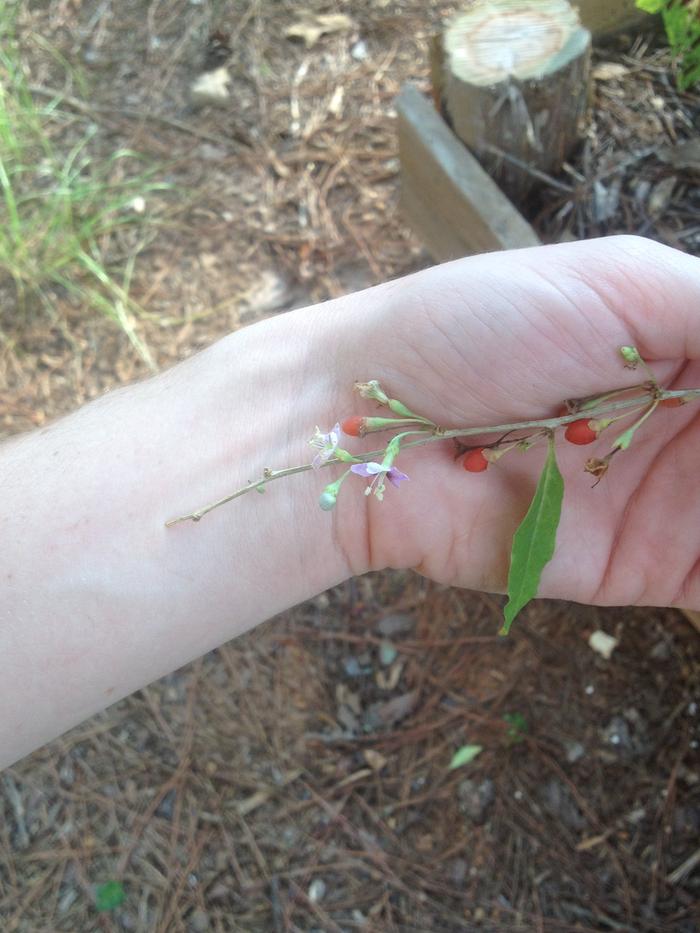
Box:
[166,347,700,631]
[165,384,700,526]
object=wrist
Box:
[0,290,377,767]
[161,292,376,624]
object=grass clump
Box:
[0,14,170,368]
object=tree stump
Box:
[437,0,592,205]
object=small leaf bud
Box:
[588,418,612,434]
[319,489,338,511]
[620,346,641,368]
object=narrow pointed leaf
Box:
[502,435,564,635]
[449,744,483,769]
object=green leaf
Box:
[95,881,126,912]
[449,744,483,769]
[635,0,665,12]
[503,712,528,743]
[679,56,700,90]
[502,435,564,635]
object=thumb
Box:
[518,236,700,363]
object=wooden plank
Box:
[397,84,540,262]
[680,608,700,636]
[576,0,648,36]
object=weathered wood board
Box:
[680,608,700,636]
[397,84,541,261]
[576,0,649,35]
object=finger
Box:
[500,236,700,363]
[390,236,699,420]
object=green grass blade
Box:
[0,9,172,360]
[0,154,21,236]
[502,434,564,635]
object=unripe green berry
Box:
[319,490,337,511]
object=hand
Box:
[3,234,698,768]
[338,236,700,609]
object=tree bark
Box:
[438,0,591,204]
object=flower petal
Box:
[310,423,341,466]
[351,462,382,477]
[387,467,409,487]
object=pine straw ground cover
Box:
[1,2,699,931]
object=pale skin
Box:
[1,236,700,770]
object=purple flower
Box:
[350,461,409,500]
[309,423,340,469]
[351,462,409,486]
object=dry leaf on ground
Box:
[285,13,355,49]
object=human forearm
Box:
[0,296,372,768]
[6,235,700,768]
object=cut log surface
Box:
[441,0,591,203]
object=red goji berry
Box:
[463,448,489,472]
[341,416,366,437]
[564,419,598,445]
